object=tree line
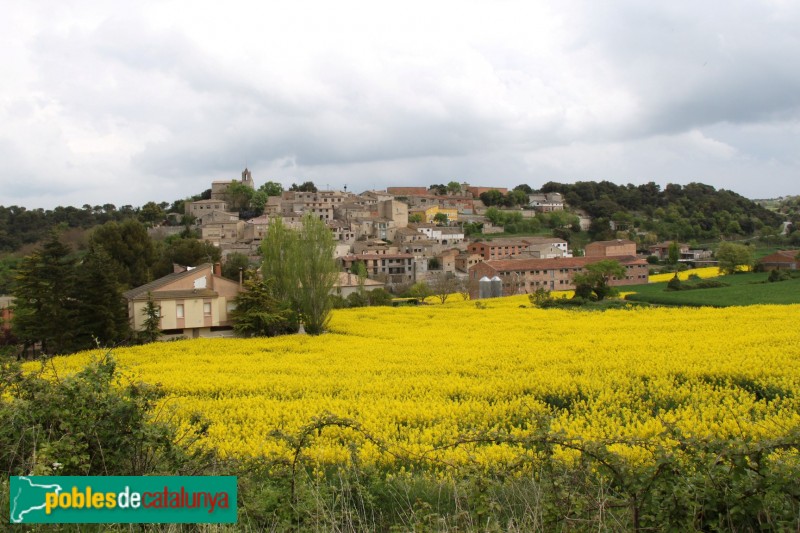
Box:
[539,180,784,241]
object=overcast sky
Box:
[2,1,799,209]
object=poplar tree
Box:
[260,217,297,303]
[293,213,338,334]
[259,214,338,335]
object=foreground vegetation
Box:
[625,271,800,307]
[7,303,799,530]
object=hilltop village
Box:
[180,171,651,289]
[2,169,796,346]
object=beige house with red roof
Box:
[123,263,241,339]
[468,256,648,297]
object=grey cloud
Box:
[573,1,800,136]
[4,1,800,209]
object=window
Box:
[203,302,212,315]
[176,304,184,318]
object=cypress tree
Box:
[12,232,79,355]
[74,245,131,350]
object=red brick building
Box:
[468,239,531,260]
[759,250,799,271]
[468,256,648,298]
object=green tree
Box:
[716,242,753,275]
[90,219,156,288]
[259,214,338,335]
[485,207,502,225]
[668,241,680,264]
[151,236,221,278]
[572,260,627,301]
[139,294,162,344]
[293,213,338,334]
[508,189,529,206]
[408,213,423,224]
[352,260,368,302]
[260,218,296,302]
[433,212,449,225]
[289,181,317,192]
[446,181,462,195]
[138,201,165,227]
[225,181,254,211]
[259,181,284,197]
[250,190,269,215]
[408,281,433,301]
[480,190,504,207]
[222,253,251,282]
[230,277,297,337]
[12,233,79,355]
[0,256,21,294]
[74,245,130,350]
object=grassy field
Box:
[625,271,800,306]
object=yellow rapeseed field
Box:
[648,266,721,283]
[35,303,800,471]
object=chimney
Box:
[214,262,222,276]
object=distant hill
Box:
[540,181,785,241]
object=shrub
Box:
[0,353,206,476]
[367,288,394,307]
[528,288,552,307]
[667,274,683,291]
[768,269,791,282]
[692,280,729,289]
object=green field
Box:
[625,272,800,306]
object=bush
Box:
[528,287,552,307]
[0,353,207,476]
[367,288,394,306]
[541,296,588,308]
[692,280,729,289]
[667,274,683,291]
[768,269,791,282]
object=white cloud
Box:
[1,0,799,209]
